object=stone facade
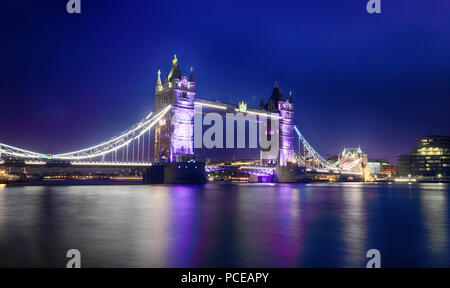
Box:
[154,55,195,163]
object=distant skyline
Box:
[1,1,449,163]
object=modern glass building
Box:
[397,135,450,176]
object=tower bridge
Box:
[0,55,367,183]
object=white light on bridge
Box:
[71,162,152,167]
[24,161,46,165]
[194,102,227,110]
[233,109,282,119]
[394,177,417,182]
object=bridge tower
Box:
[338,147,371,181]
[260,82,283,165]
[154,55,196,163]
[278,91,295,166]
[260,83,295,166]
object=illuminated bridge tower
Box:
[260,83,295,166]
[278,91,295,166]
[154,55,195,163]
[260,82,284,165]
[338,147,370,181]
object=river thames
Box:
[0,183,448,267]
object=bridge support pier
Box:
[144,162,206,184]
[275,166,310,183]
[248,174,274,183]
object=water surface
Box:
[0,183,448,267]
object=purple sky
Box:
[1,0,449,163]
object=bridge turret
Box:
[265,82,284,112]
[168,54,182,82]
[278,91,295,166]
[259,96,265,110]
[155,69,163,94]
[338,147,371,181]
[189,66,195,82]
[154,55,196,163]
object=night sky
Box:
[1,0,449,163]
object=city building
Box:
[381,164,395,177]
[397,135,450,176]
[368,159,390,175]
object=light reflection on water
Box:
[0,183,448,267]
[420,186,448,265]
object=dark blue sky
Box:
[1,0,449,162]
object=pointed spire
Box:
[265,81,284,112]
[270,81,283,102]
[172,54,178,66]
[156,69,162,86]
[168,54,182,81]
[259,95,265,109]
[189,66,195,82]
[289,90,294,103]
